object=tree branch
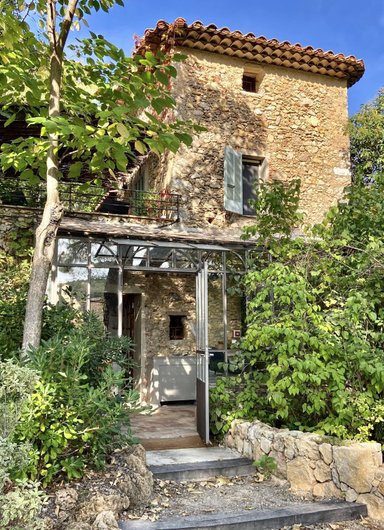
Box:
[57,0,79,53]
[47,0,57,50]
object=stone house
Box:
[0,18,364,442]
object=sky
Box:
[73,0,384,115]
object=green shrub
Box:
[0,479,45,530]
[15,315,140,485]
[0,253,30,359]
[253,455,277,477]
[0,361,46,530]
[210,176,384,445]
[0,251,82,360]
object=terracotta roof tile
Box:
[137,18,364,86]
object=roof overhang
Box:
[58,217,256,249]
[137,18,364,87]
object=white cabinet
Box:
[151,356,196,404]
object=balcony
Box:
[0,177,180,223]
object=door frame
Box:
[196,260,210,445]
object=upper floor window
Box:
[242,65,264,94]
[133,172,145,193]
[224,146,264,216]
[242,75,257,93]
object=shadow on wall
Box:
[149,50,351,228]
[148,55,268,228]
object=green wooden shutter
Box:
[224,146,243,214]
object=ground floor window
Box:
[169,315,185,340]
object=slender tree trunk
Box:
[21,0,77,356]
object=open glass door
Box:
[196,261,210,444]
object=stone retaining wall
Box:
[225,420,384,519]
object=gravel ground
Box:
[123,474,384,530]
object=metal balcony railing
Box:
[0,177,180,222]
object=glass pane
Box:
[57,238,88,265]
[91,243,118,267]
[149,247,171,268]
[90,268,118,336]
[122,246,148,267]
[174,249,198,269]
[203,251,223,271]
[56,267,88,311]
[208,276,225,350]
[227,251,246,273]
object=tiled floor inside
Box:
[130,403,205,450]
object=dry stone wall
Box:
[149,48,351,230]
[226,420,384,520]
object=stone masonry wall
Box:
[149,48,350,230]
[123,272,241,401]
[226,420,384,520]
[123,272,241,359]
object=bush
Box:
[0,361,46,530]
[0,251,82,360]
[210,176,384,444]
[0,253,30,359]
[15,314,140,485]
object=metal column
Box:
[117,265,123,337]
[196,260,210,445]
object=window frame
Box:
[224,146,266,216]
[242,75,257,93]
[169,314,185,340]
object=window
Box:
[242,75,257,93]
[169,315,185,340]
[224,146,264,215]
[242,65,264,94]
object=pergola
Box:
[51,218,255,443]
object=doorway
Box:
[103,292,142,381]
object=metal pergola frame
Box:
[51,235,250,349]
[51,234,252,444]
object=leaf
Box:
[68,161,83,179]
[19,168,35,181]
[155,70,169,86]
[172,53,187,62]
[4,113,17,127]
[116,123,130,138]
[174,132,193,146]
[134,140,147,155]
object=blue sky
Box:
[75,0,384,115]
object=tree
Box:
[348,87,384,181]
[332,87,384,242]
[0,1,197,354]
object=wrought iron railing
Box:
[0,177,180,222]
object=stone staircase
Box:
[118,447,368,530]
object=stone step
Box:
[119,501,367,530]
[146,447,254,481]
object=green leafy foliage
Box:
[211,155,384,444]
[0,252,84,360]
[0,3,201,184]
[0,361,46,530]
[0,253,31,358]
[253,455,277,477]
[348,88,384,181]
[14,313,140,485]
[242,178,303,243]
